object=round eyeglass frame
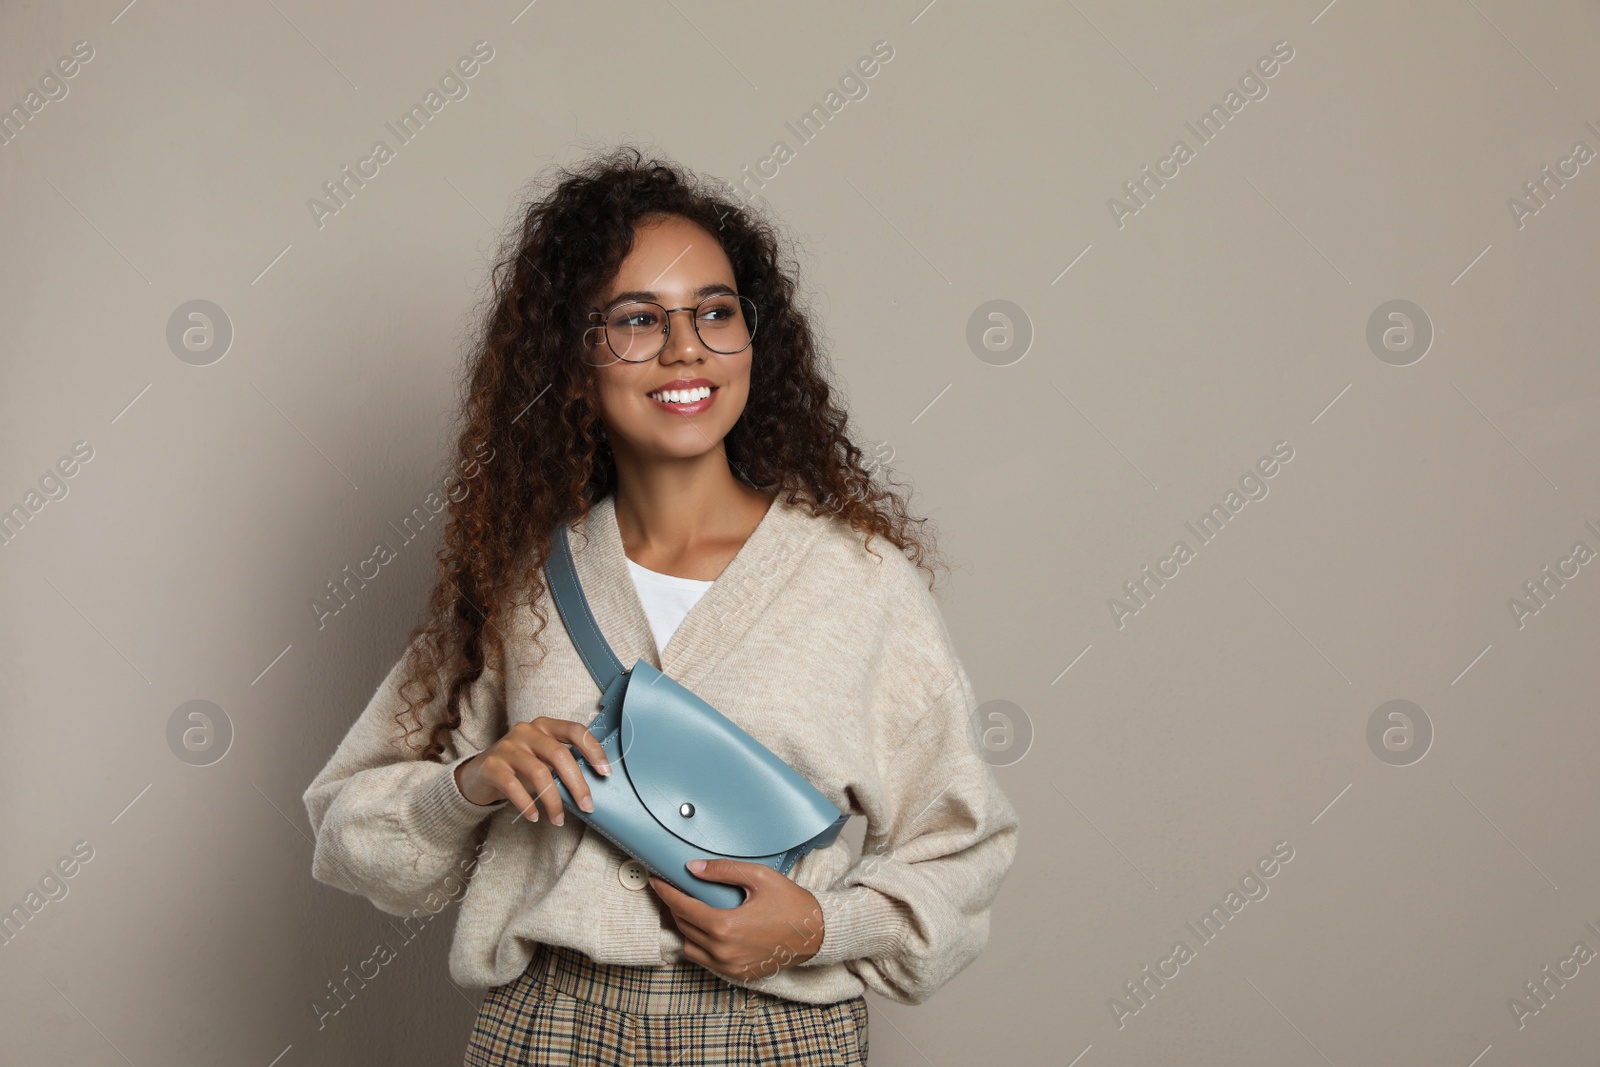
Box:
[583,294,758,365]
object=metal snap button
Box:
[679,802,694,818]
[618,859,649,891]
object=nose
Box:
[658,306,704,363]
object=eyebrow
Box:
[602,282,738,306]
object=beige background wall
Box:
[4,0,1599,1063]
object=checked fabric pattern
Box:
[464,941,868,1066]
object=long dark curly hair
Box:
[395,145,945,759]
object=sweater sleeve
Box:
[301,638,511,917]
[796,663,1021,1005]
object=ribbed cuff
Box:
[405,751,508,848]
[801,884,905,967]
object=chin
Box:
[653,432,733,460]
[610,425,727,462]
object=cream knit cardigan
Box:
[302,492,1020,1006]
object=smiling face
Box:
[587,213,753,466]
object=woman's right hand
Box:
[453,717,611,824]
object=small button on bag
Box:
[543,522,850,909]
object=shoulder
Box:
[784,495,926,586]
[787,498,961,690]
[802,506,932,598]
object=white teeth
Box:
[649,386,712,404]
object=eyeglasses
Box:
[583,293,758,365]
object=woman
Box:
[302,146,1020,1066]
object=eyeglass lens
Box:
[597,295,756,362]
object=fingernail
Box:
[552,813,564,825]
[599,762,612,775]
[580,796,594,812]
[688,859,706,874]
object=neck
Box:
[609,447,768,555]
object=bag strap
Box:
[544,521,627,693]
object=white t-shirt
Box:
[624,556,715,657]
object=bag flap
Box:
[617,659,841,857]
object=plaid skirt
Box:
[462,941,869,1066]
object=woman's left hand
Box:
[649,859,824,983]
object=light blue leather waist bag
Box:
[544,521,850,909]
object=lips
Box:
[645,377,717,401]
[646,379,719,415]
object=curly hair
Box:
[394,144,945,759]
